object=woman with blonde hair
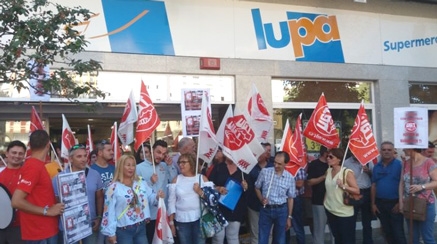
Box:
[101,154,164,244]
[324,148,360,244]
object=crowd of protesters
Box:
[1,130,437,244]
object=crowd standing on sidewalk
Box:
[1,130,437,244]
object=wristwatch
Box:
[342,185,346,190]
[421,184,426,190]
[43,205,49,216]
[288,215,293,219]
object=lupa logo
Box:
[252,9,344,63]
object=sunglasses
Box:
[99,139,111,145]
[69,144,86,153]
[327,155,336,159]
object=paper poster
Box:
[180,89,209,137]
[57,171,92,244]
[61,203,93,244]
[394,107,428,149]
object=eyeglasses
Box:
[327,155,336,159]
[178,160,190,165]
[381,149,393,152]
[69,144,86,153]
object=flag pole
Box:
[0,155,7,166]
[337,140,351,189]
[196,133,201,177]
[49,142,63,169]
[264,170,275,208]
[151,137,156,174]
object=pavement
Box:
[240,223,437,244]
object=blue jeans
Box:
[353,188,373,244]
[375,198,407,244]
[406,203,436,244]
[116,221,148,244]
[175,219,204,244]
[290,196,305,244]
[259,204,287,244]
[26,234,58,244]
[325,210,355,244]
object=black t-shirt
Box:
[307,158,329,205]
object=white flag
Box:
[198,92,218,164]
[61,114,76,163]
[246,84,273,142]
[118,90,138,146]
[152,198,174,244]
[216,105,259,174]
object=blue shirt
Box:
[255,168,296,205]
[52,167,103,230]
[90,163,115,189]
[372,158,402,200]
[136,160,169,220]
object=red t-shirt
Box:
[0,167,22,226]
[16,157,58,240]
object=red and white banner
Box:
[280,116,307,168]
[198,92,218,164]
[111,122,121,163]
[246,84,273,142]
[61,114,76,163]
[279,119,303,177]
[118,90,138,146]
[216,105,260,174]
[303,93,340,149]
[152,198,174,244]
[349,103,379,165]
[135,80,160,150]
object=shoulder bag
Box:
[342,168,363,206]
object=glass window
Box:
[409,83,437,104]
[272,79,372,103]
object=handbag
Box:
[342,168,363,206]
[198,176,224,238]
[403,195,427,221]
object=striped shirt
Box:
[255,167,296,205]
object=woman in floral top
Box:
[101,155,163,244]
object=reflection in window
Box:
[272,79,372,103]
[409,83,437,104]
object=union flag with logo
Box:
[349,102,379,165]
[152,198,174,244]
[246,84,273,142]
[135,80,160,150]
[61,114,76,163]
[216,106,261,174]
[303,93,340,149]
[118,90,138,146]
[198,91,218,164]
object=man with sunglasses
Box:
[52,144,104,244]
[371,141,407,244]
[90,140,115,189]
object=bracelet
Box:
[96,216,102,219]
[200,192,205,198]
[169,220,174,225]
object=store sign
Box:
[252,9,344,63]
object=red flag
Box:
[294,114,307,167]
[86,124,94,165]
[198,92,218,164]
[246,84,273,142]
[111,122,121,163]
[279,119,303,177]
[303,93,340,149]
[26,106,46,158]
[285,162,302,177]
[349,102,379,165]
[61,114,76,163]
[135,81,160,150]
[152,198,174,244]
[118,90,138,146]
